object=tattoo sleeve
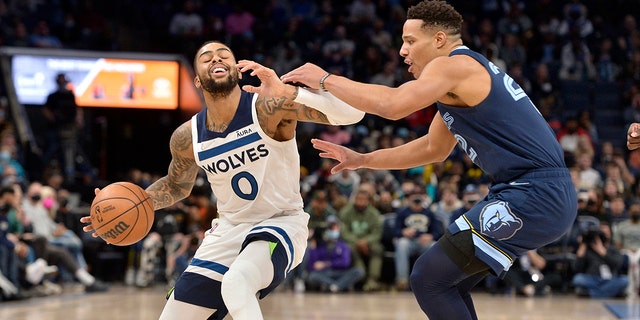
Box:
[146,123,199,210]
[256,95,330,126]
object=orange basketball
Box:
[90,182,155,246]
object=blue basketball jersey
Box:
[436,46,566,183]
[438,47,577,278]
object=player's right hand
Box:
[628,123,640,150]
[237,60,289,98]
[311,138,363,174]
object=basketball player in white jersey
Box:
[81,41,364,320]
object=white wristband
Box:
[294,87,365,125]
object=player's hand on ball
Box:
[89,182,154,246]
[80,188,101,237]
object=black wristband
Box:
[319,72,331,91]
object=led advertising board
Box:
[12,55,179,109]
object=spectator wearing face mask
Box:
[449,184,484,225]
[393,190,443,291]
[21,181,88,271]
[305,215,365,293]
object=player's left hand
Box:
[628,123,640,150]
[237,60,290,98]
[79,188,101,237]
[311,138,364,174]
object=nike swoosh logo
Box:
[509,181,530,186]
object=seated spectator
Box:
[166,228,203,287]
[339,188,383,291]
[0,186,28,300]
[328,169,361,199]
[613,203,640,297]
[558,33,596,81]
[131,184,213,287]
[306,189,338,233]
[168,0,203,38]
[393,190,443,291]
[306,215,365,293]
[319,125,352,146]
[557,117,594,160]
[429,182,463,232]
[0,146,27,184]
[606,194,628,226]
[450,184,483,224]
[14,236,108,293]
[575,152,602,191]
[572,222,628,298]
[503,250,559,297]
[21,182,87,270]
[29,20,63,48]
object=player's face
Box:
[195,43,240,95]
[400,19,438,79]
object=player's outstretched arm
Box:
[281,58,460,120]
[313,112,457,174]
[237,60,364,125]
[628,123,640,150]
[146,122,200,210]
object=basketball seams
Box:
[112,203,141,245]
[91,198,138,232]
[113,182,146,202]
[90,182,155,246]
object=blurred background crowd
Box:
[1,0,640,302]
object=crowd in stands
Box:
[2,0,640,302]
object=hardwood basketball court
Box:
[0,284,631,319]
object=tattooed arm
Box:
[236,60,363,126]
[81,121,199,235]
[146,121,200,210]
[253,91,331,141]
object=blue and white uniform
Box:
[439,46,577,278]
[172,91,309,313]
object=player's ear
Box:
[194,76,201,88]
[435,31,447,48]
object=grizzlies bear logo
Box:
[479,201,522,240]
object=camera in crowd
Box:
[581,227,605,245]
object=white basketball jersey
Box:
[191,91,304,224]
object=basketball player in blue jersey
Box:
[80,41,364,320]
[268,1,578,319]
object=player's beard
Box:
[199,69,239,98]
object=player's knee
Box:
[221,262,261,309]
[410,249,448,296]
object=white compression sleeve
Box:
[221,241,274,320]
[294,87,365,125]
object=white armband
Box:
[294,87,365,125]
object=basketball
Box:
[90,181,155,246]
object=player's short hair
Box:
[407,0,463,36]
